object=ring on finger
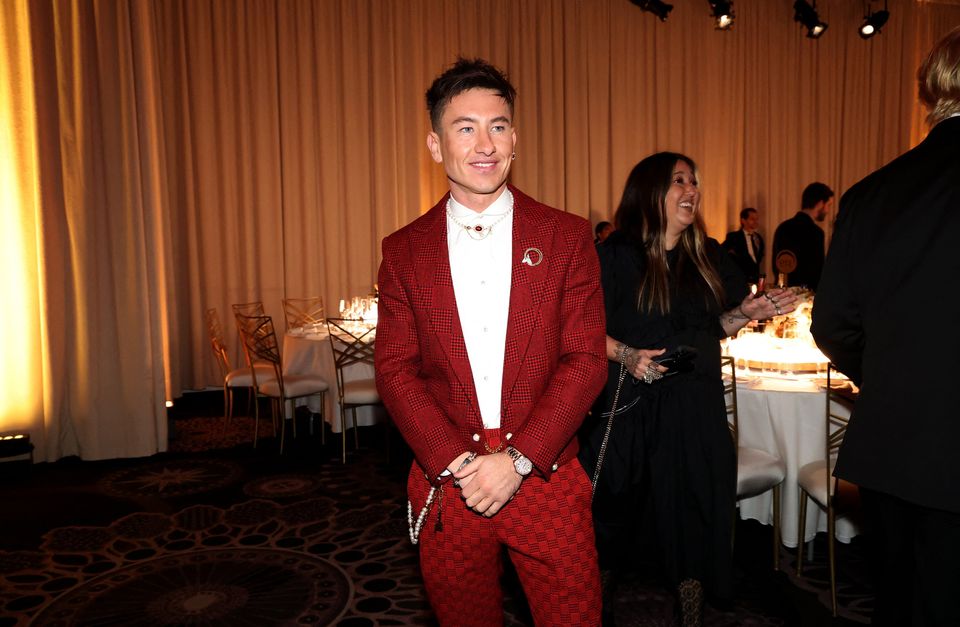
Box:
[776,306,782,315]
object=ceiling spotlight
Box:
[629,0,674,22]
[794,0,828,39]
[858,5,889,40]
[709,1,735,30]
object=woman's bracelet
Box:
[615,341,647,374]
[724,305,750,325]
[615,342,628,364]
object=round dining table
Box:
[282,326,380,432]
[733,371,859,548]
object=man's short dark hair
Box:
[801,182,834,209]
[595,221,612,237]
[739,207,757,221]
[426,58,516,131]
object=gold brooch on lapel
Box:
[521,248,543,267]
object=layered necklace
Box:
[446,198,513,241]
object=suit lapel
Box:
[413,197,477,398]
[501,188,550,406]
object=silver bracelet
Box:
[452,452,477,488]
[457,451,477,472]
[725,305,750,324]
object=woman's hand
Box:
[621,346,667,381]
[740,288,798,320]
[606,336,667,382]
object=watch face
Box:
[514,456,533,476]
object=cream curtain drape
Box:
[3,0,959,461]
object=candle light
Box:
[726,290,830,374]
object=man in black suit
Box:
[594,220,614,245]
[811,25,960,627]
[722,207,764,284]
[771,182,833,290]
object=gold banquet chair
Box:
[205,308,275,431]
[282,296,325,332]
[232,301,265,317]
[236,314,329,454]
[232,301,266,353]
[326,317,382,464]
[723,355,787,571]
[796,362,858,617]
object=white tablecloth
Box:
[734,373,859,547]
[282,329,380,432]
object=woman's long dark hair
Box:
[614,152,724,314]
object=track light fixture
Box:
[708,1,735,30]
[707,0,734,30]
[858,2,889,40]
[794,0,828,39]
[629,0,673,22]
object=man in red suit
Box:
[375,58,607,626]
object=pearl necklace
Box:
[446,200,512,241]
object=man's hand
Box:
[454,451,523,517]
[446,452,473,477]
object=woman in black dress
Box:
[580,152,796,626]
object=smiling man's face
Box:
[427,88,517,212]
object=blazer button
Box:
[551,463,559,472]
[505,432,513,440]
[472,433,480,442]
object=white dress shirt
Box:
[447,189,513,429]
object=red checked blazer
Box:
[375,186,607,483]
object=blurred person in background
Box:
[722,207,764,284]
[772,183,833,290]
[595,220,615,245]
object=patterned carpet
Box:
[0,396,872,626]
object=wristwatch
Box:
[506,446,533,477]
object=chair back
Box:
[236,314,284,391]
[232,301,265,317]
[282,296,325,331]
[205,308,232,378]
[825,363,856,501]
[721,355,740,447]
[326,318,376,389]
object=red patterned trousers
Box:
[408,458,601,626]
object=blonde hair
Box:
[918,25,960,126]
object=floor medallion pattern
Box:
[0,494,431,625]
[99,459,243,498]
[31,548,347,626]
